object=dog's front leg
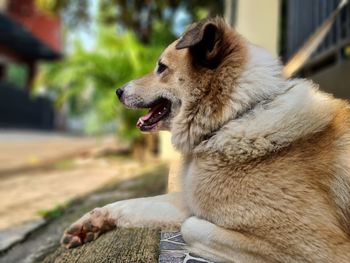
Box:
[61,192,188,248]
[181,217,277,263]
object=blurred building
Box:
[0,0,62,130]
[226,0,350,98]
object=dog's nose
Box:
[116,87,124,100]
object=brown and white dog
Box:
[62,18,350,263]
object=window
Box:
[5,62,28,88]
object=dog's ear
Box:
[175,18,225,68]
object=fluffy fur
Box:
[62,18,350,263]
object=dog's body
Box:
[62,18,350,262]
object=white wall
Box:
[0,0,7,11]
[229,0,280,56]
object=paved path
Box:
[0,156,154,230]
[0,129,116,175]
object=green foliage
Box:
[36,0,223,42]
[37,204,65,219]
[53,159,75,170]
[6,63,28,88]
[36,0,90,29]
[35,27,164,140]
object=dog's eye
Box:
[157,62,167,74]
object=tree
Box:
[36,27,162,139]
[36,0,224,43]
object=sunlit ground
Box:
[0,130,163,229]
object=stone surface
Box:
[0,219,46,252]
[159,232,213,263]
[43,228,160,263]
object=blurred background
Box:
[0,0,350,260]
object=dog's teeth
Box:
[136,118,144,127]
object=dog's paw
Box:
[61,207,116,249]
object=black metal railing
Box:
[283,0,350,67]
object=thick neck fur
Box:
[171,38,340,160]
[194,79,339,162]
[171,39,298,154]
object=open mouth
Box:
[136,98,172,132]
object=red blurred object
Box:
[8,0,61,52]
[0,0,62,87]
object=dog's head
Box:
[117,18,245,127]
[117,17,283,152]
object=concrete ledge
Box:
[0,219,46,252]
[159,232,212,263]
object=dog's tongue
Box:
[136,111,154,127]
[136,103,164,128]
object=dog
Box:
[61,17,350,263]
